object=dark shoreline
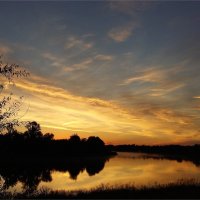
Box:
[109,144,200,166]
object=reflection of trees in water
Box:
[114,145,200,167]
[0,165,52,192]
[86,160,105,176]
[0,156,111,192]
[132,154,200,167]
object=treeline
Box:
[0,121,115,157]
[108,144,200,165]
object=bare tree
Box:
[0,56,29,133]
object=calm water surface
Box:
[5,152,200,192]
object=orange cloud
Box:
[6,73,200,145]
[0,44,12,55]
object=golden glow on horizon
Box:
[4,73,198,145]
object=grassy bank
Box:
[1,179,200,199]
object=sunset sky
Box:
[0,1,200,145]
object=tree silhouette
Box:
[87,136,105,153]
[43,133,54,140]
[0,56,29,133]
[24,121,43,139]
[69,134,81,144]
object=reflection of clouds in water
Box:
[3,152,200,192]
[39,152,200,191]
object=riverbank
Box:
[1,179,200,199]
[109,144,200,166]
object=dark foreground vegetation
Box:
[1,179,200,199]
[109,144,200,166]
[0,121,116,157]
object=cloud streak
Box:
[65,36,93,50]
[42,51,114,73]
[0,44,12,55]
[9,72,200,145]
[109,1,152,15]
[108,22,136,42]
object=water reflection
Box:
[131,153,200,167]
[0,156,110,192]
[2,152,200,192]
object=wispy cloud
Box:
[42,52,60,62]
[108,22,136,42]
[42,51,91,72]
[152,108,191,125]
[64,58,93,72]
[42,51,114,73]
[63,54,114,72]
[121,66,185,85]
[149,83,185,97]
[65,36,93,50]
[120,66,188,98]
[121,68,165,85]
[122,101,194,125]
[109,1,153,16]
[42,52,65,68]
[108,1,152,42]
[94,54,113,61]
[0,44,12,55]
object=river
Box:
[3,152,200,192]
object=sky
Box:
[0,1,200,145]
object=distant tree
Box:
[43,133,54,140]
[81,138,87,143]
[5,129,20,140]
[87,136,105,146]
[0,56,29,133]
[87,136,105,153]
[24,121,43,139]
[68,134,81,153]
[69,134,81,144]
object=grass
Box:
[1,179,200,199]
